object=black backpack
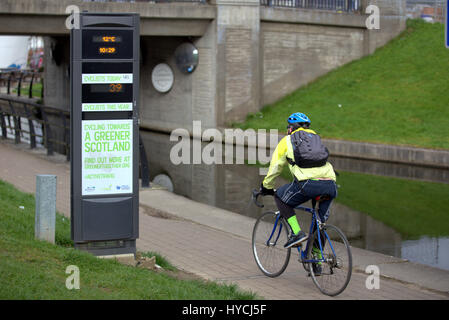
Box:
[286,130,329,168]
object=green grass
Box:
[0,179,257,300]
[276,167,449,238]
[11,82,43,98]
[234,19,449,149]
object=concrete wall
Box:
[362,0,407,54]
[0,0,215,36]
[261,22,366,106]
[139,26,217,133]
[43,37,70,109]
[140,36,195,132]
[42,36,70,155]
[213,0,261,124]
[324,138,449,169]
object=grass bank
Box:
[0,179,257,300]
[234,19,449,150]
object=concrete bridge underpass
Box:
[0,0,406,132]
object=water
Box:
[140,130,449,271]
[401,237,449,270]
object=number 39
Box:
[109,83,122,93]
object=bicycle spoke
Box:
[252,212,291,277]
[309,224,352,296]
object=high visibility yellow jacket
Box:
[262,128,336,189]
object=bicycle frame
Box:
[263,200,339,267]
[299,204,339,265]
[267,214,284,247]
[268,205,338,265]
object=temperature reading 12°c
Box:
[92,35,122,43]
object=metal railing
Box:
[260,0,361,12]
[0,70,44,99]
[82,0,207,3]
[0,96,69,159]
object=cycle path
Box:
[0,140,447,300]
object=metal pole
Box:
[139,133,150,188]
[35,174,57,244]
[435,0,438,21]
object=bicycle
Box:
[251,189,352,296]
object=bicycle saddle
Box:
[315,195,331,202]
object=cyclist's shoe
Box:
[312,263,322,276]
[284,231,308,249]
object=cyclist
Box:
[259,112,337,262]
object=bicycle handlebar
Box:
[252,189,265,208]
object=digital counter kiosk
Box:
[70,13,140,256]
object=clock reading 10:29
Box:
[82,30,132,59]
[99,47,116,54]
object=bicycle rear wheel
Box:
[252,211,291,277]
[308,224,352,296]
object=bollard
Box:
[35,175,57,244]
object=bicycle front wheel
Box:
[308,224,352,296]
[252,211,291,277]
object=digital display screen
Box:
[90,83,124,93]
[82,83,132,103]
[82,30,133,59]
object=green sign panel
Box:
[82,119,133,196]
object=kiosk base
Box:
[74,239,136,256]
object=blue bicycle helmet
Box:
[287,112,311,125]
